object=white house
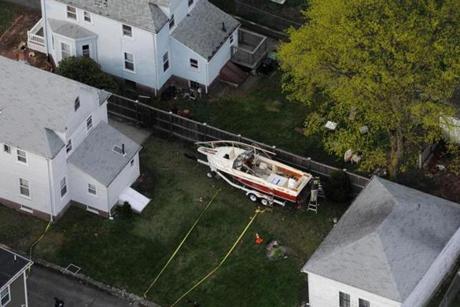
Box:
[27,0,242,93]
[303,177,460,307]
[0,56,145,220]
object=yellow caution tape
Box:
[143,190,221,298]
[170,207,266,307]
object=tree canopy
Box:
[279,0,460,177]
[56,56,119,93]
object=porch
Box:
[27,18,46,53]
[231,28,268,70]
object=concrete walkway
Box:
[28,266,133,307]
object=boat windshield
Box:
[233,150,254,170]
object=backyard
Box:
[0,136,346,306]
[0,1,21,34]
[154,72,343,167]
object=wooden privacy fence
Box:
[108,94,370,190]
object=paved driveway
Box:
[28,266,133,307]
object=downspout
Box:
[153,31,160,96]
[46,158,55,222]
[41,0,50,56]
[205,57,209,94]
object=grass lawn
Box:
[0,1,21,35]
[0,136,346,306]
[155,72,342,166]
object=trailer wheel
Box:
[260,198,271,206]
[248,193,258,202]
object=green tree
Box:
[56,56,119,93]
[279,0,460,177]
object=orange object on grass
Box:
[255,233,264,245]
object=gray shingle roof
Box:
[48,18,97,39]
[0,247,32,288]
[0,56,108,158]
[56,0,168,33]
[303,177,460,302]
[68,121,141,186]
[172,0,240,60]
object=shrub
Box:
[56,56,119,93]
[115,202,133,220]
[325,170,352,203]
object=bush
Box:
[115,202,134,220]
[325,170,352,202]
[56,56,119,93]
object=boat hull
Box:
[235,176,300,203]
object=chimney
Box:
[222,22,227,33]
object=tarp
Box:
[119,187,151,213]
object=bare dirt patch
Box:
[0,9,52,70]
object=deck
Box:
[231,28,268,70]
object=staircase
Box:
[219,61,249,87]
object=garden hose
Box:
[29,219,52,262]
[143,189,221,298]
[170,207,266,307]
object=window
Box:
[163,52,169,72]
[188,0,194,6]
[169,15,175,29]
[82,45,90,57]
[359,299,370,307]
[122,24,132,37]
[230,33,234,44]
[3,144,10,154]
[60,178,67,198]
[86,116,93,131]
[66,140,72,153]
[88,183,97,195]
[61,42,71,59]
[84,11,91,22]
[130,159,135,166]
[17,149,27,164]
[339,292,350,307]
[66,5,77,20]
[0,286,10,306]
[190,58,198,69]
[74,97,80,111]
[124,52,135,71]
[19,178,30,198]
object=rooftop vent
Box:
[94,0,108,8]
[113,144,126,156]
[222,22,227,33]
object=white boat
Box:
[196,141,313,206]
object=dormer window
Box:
[169,15,175,29]
[74,97,80,111]
[66,6,77,20]
[122,24,132,37]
